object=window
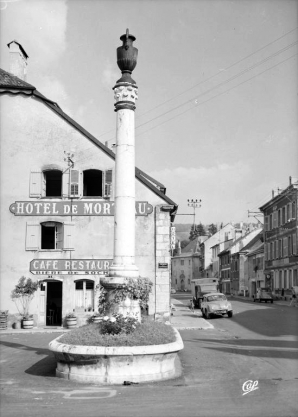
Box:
[289,270,292,288]
[288,236,292,256]
[279,239,283,258]
[26,221,74,250]
[82,169,113,198]
[287,204,291,222]
[181,260,184,265]
[44,170,62,197]
[282,207,286,225]
[83,170,102,196]
[293,233,297,255]
[269,214,273,230]
[75,280,94,311]
[278,210,281,227]
[29,168,113,199]
[30,169,63,198]
[293,201,296,219]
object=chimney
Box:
[7,41,28,81]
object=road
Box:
[1,296,297,417]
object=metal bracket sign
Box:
[10,201,153,216]
[30,259,112,275]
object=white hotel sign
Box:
[10,201,153,216]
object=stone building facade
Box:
[0,42,177,327]
[260,178,298,294]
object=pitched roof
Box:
[0,68,35,90]
[0,69,178,216]
[240,230,263,252]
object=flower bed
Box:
[59,316,176,347]
[49,323,183,385]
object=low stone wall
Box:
[49,327,184,385]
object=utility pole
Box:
[187,199,202,227]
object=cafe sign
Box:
[10,201,153,216]
[30,259,112,275]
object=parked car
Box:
[253,289,273,303]
[201,293,233,319]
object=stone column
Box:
[109,84,139,279]
[100,30,141,320]
[108,29,139,282]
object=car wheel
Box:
[227,311,233,318]
[201,309,205,318]
[271,300,273,304]
[206,310,210,319]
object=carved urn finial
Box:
[116,28,138,85]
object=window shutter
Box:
[273,211,277,228]
[264,216,269,231]
[288,204,292,221]
[29,171,42,197]
[293,233,297,255]
[283,237,288,257]
[104,169,113,198]
[63,222,74,250]
[26,223,40,250]
[62,171,70,198]
[70,170,81,197]
[56,223,64,250]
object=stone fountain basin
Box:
[49,328,184,385]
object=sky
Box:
[1,0,297,226]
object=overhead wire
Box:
[74,51,297,165]
[73,35,298,163]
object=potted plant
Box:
[0,310,8,330]
[11,276,38,329]
[91,312,102,324]
[65,312,77,328]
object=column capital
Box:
[113,84,138,112]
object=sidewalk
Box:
[170,299,213,330]
[229,294,297,307]
[0,301,213,335]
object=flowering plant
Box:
[65,312,77,319]
[109,278,153,309]
[99,314,139,335]
[11,276,39,319]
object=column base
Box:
[108,263,139,278]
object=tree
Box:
[208,223,218,236]
[189,223,206,241]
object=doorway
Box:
[46,281,62,326]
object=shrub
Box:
[11,276,38,319]
[60,318,176,347]
[100,314,139,335]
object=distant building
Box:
[219,228,263,295]
[171,236,207,291]
[246,244,264,297]
[259,177,298,294]
[199,223,236,277]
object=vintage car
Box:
[253,289,273,303]
[201,293,233,319]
